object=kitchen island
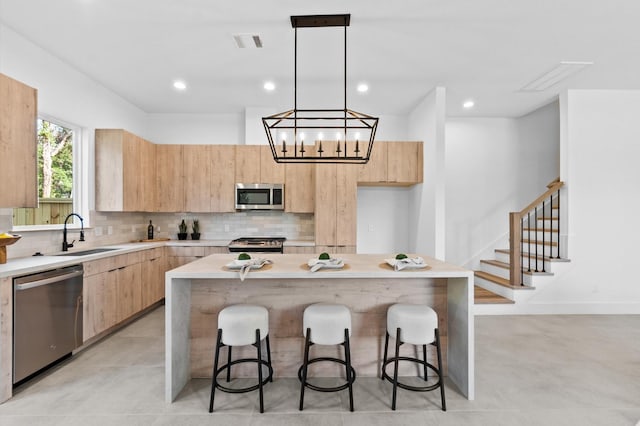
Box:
[165,253,474,402]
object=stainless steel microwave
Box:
[235,183,284,210]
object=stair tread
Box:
[474,286,514,304]
[479,259,554,276]
[495,249,571,262]
[474,270,535,290]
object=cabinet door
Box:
[387,142,423,184]
[210,146,236,212]
[156,145,184,212]
[314,161,338,246]
[0,73,37,208]
[285,145,315,213]
[141,250,165,308]
[260,145,285,183]
[235,145,261,183]
[183,145,212,212]
[357,141,387,184]
[336,164,358,246]
[83,270,117,341]
[122,131,143,211]
[140,138,157,211]
[116,262,142,323]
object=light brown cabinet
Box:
[285,145,315,213]
[358,141,423,185]
[387,141,423,184]
[0,73,37,208]
[314,142,357,252]
[155,144,184,212]
[210,146,236,212]
[235,145,285,184]
[95,129,156,212]
[183,145,211,212]
[141,247,166,309]
[83,250,157,342]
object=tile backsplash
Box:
[1,209,314,260]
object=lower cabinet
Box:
[83,249,165,342]
[166,246,227,269]
[141,247,165,309]
[315,245,356,254]
[283,246,317,254]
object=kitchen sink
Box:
[55,248,119,256]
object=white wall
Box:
[145,113,243,145]
[445,101,559,267]
[527,90,640,312]
[407,87,446,258]
[356,187,411,253]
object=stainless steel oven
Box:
[228,237,286,254]
[235,183,284,210]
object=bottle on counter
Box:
[147,220,154,240]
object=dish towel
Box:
[394,257,425,271]
[308,258,343,272]
[239,258,272,281]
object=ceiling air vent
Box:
[233,34,263,49]
[520,61,593,92]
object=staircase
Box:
[474,179,570,305]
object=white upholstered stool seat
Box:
[209,304,273,414]
[382,303,446,411]
[299,303,355,412]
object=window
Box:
[12,116,86,230]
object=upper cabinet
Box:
[285,144,315,213]
[155,144,183,212]
[357,141,423,186]
[0,74,37,208]
[387,141,423,184]
[235,145,285,184]
[210,146,236,212]
[95,129,156,212]
[182,145,235,213]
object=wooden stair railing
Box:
[509,178,564,286]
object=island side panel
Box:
[447,275,474,400]
[189,277,447,379]
[165,277,192,402]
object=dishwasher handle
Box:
[15,269,83,291]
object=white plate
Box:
[384,258,428,270]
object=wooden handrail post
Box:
[509,212,522,286]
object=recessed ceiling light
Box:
[357,83,369,93]
[263,81,276,92]
[463,100,475,109]
[173,80,187,91]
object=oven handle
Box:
[15,269,83,291]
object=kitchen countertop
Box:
[0,239,316,278]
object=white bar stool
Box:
[381,303,446,411]
[209,304,273,413]
[298,303,356,412]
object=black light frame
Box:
[262,14,378,164]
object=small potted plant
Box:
[177,219,188,240]
[191,219,200,240]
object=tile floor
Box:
[1,307,639,425]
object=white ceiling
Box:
[1,0,639,117]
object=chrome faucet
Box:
[63,213,85,251]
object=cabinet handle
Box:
[118,266,126,270]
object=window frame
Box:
[12,113,88,231]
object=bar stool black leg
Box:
[391,327,401,411]
[299,328,311,411]
[226,345,232,382]
[343,329,354,412]
[435,328,446,411]
[266,335,273,382]
[209,329,223,413]
[255,329,265,413]
[423,344,428,380]
[381,331,389,380]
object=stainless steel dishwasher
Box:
[13,265,83,384]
